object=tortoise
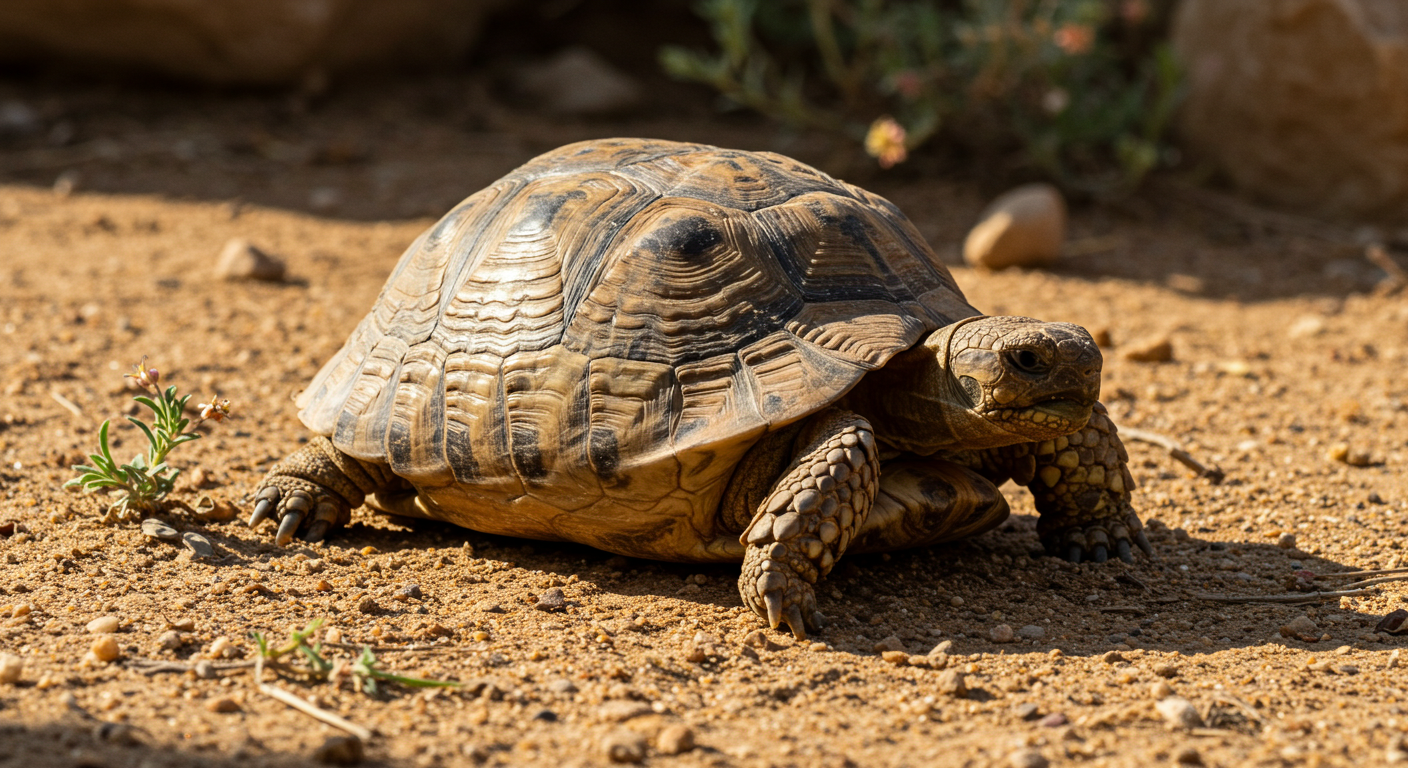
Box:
[249,138,1152,638]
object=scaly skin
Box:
[248,437,397,545]
[737,409,880,640]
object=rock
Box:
[140,518,178,540]
[1281,615,1320,642]
[1013,702,1040,720]
[0,1,504,86]
[1277,533,1297,550]
[1173,0,1408,218]
[1174,746,1204,765]
[1122,336,1173,363]
[963,184,1066,270]
[207,636,233,659]
[1328,442,1373,467]
[881,650,909,665]
[193,660,216,679]
[535,587,566,612]
[656,724,695,755]
[474,600,504,613]
[90,635,120,662]
[929,639,954,656]
[192,495,237,522]
[601,728,647,764]
[1038,712,1067,727]
[515,47,643,116]
[181,532,215,559]
[86,615,120,634]
[356,597,381,615]
[215,238,285,282]
[1017,624,1045,640]
[1101,650,1126,665]
[205,696,239,713]
[989,624,1014,643]
[313,735,364,766]
[872,635,905,653]
[548,679,577,694]
[936,669,968,698]
[157,630,182,650]
[1008,748,1050,768]
[1377,609,1408,635]
[0,653,23,684]
[393,583,422,601]
[1151,680,1174,699]
[1155,696,1204,729]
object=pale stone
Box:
[963,184,1066,270]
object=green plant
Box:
[661,0,1182,196]
[253,619,460,696]
[65,358,231,521]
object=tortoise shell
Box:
[296,138,979,560]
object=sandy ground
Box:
[0,74,1406,768]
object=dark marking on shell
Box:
[444,423,481,483]
[510,426,548,481]
[588,428,623,483]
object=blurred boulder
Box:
[1174,0,1408,219]
[0,0,505,86]
[963,184,1066,270]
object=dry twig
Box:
[1366,244,1408,293]
[50,390,84,419]
[1192,588,1371,605]
[254,654,372,742]
[1120,427,1225,483]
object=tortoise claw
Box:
[1116,539,1134,563]
[275,511,304,546]
[1091,544,1109,563]
[783,604,808,641]
[303,519,331,543]
[1066,544,1084,563]
[249,499,274,528]
[763,590,784,630]
[1135,529,1155,557]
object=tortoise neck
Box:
[838,341,972,455]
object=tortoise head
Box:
[851,316,1101,454]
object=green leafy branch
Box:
[252,619,460,696]
[65,358,231,522]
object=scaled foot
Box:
[738,410,880,639]
[249,437,391,545]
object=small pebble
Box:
[207,636,232,659]
[936,669,968,698]
[989,624,1014,643]
[601,728,647,763]
[1013,702,1040,720]
[205,696,240,713]
[86,615,120,634]
[599,701,652,722]
[304,559,324,574]
[1150,680,1174,699]
[0,653,23,684]
[1008,748,1049,768]
[140,518,178,540]
[215,238,286,282]
[656,724,695,755]
[1155,696,1204,729]
[950,596,965,607]
[1038,713,1067,728]
[90,635,120,662]
[394,583,422,602]
[1153,664,1179,678]
[881,650,909,665]
[535,587,566,612]
[315,580,333,592]
[157,630,182,650]
[475,600,504,613]
[313,735,364,766]
[1376,609,1408,635]
[1101,650,1126,664]
[324,627,343,644]
[1328,442,1372,466]
[1122,336,1174,363]
[1017,624,1045,640]
[193,660,216,679]
[1281,615,1320,642]
[182,532,215,559]
[873,635,905,653]
[356,597,381,615]
[929,639,954,656]
[548,679,577,694]
[1277,533,1297,549]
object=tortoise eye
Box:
[1009,349,1050,375]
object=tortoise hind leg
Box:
[250,437,400,545]
[846,460,1010,554]
[737,409,880,640]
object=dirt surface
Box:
[0,73,1407,768]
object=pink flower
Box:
[124,357,160,391]
[1120,0,1150,25]
[865,117,908,169]
[1054,23,1095,55]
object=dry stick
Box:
[321,641,462,655]
[50,390,84,419]
[1192,588,1371,605]
[254,654,372,742]
[1119,427,1226,483]
[1212,693,1267,725]
[1339,574,1408,591]
[129,659,255,675]
[1316,566,1408,579]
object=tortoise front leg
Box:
[737,409,880,639]
[954,402,1153,563]
[249,437,399,545]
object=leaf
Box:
[127,417,158,448]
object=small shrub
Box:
[661,0,1182,195]
[65,358,230,521]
